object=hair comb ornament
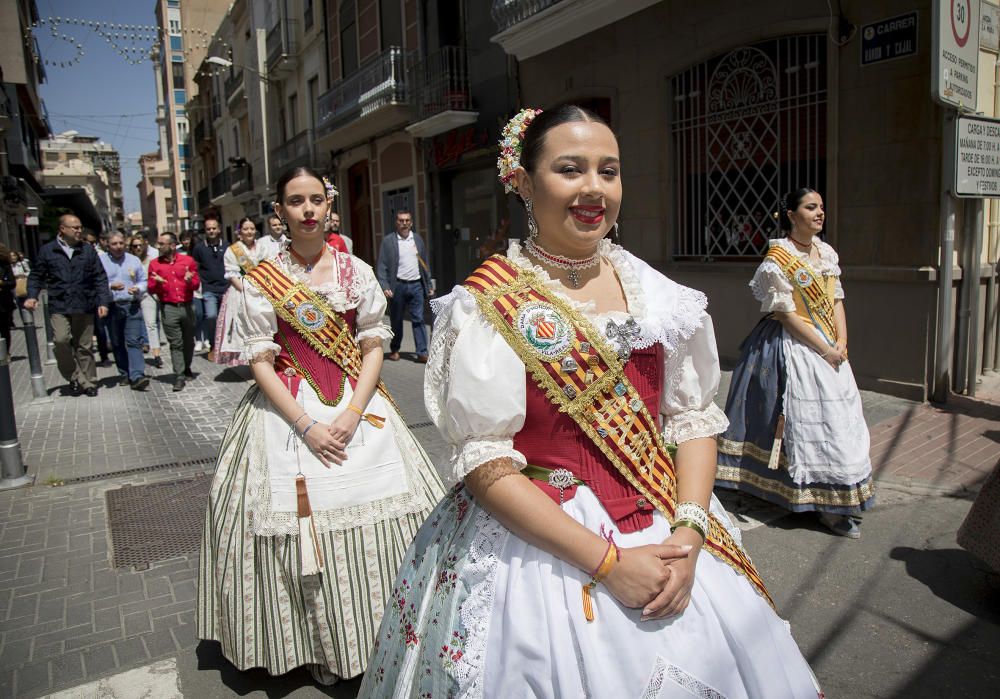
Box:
[497,108,543,194]
[322,176,338,201]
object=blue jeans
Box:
[201,289,223,348]
[108,302,146,381]
[389,280,428,356]
[192,297,206,342]
[94,312,111,360]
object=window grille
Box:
[670,35,827,260]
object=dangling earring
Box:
[611,222,620,243]
[525,199,538,240]
[280,217,289,231]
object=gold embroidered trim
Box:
[715,465,875,507]
[717,436,789,470]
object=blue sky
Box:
[36,0,166,215]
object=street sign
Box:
[861,12,919,66]
[932,0,981,109]
[954,115,1000,196]
[982,1,999,51]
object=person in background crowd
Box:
[129,235,164,368]
[324,211,350,254]
[82,230,112,364]
[213,217,271,365]
[266,212,287,246]
[191,215,227,361]
[101,233,150,390]
[375,209,433,363]
[11,250,30,312]
[0,245,17,351]
[97,232,110,254]
[329,212,353,254]
[179,230,208,353]
[177,231,195,255]
[148,232,199,391]
[716,188,873,539]
[25,213,110,397]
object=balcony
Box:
[231,164,253,196]
[316,47,413,151]
[490,0,660,60]
[270,129,314,180]
[197,186,210,211]
[224,70,245,105]
[266,19,299,77]
[406,46,478,138]
[210,168,231,201]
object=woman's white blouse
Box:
[425,240,729,487]
[750,238,845,313]
[231,247,393,362]
[222,240,277,281]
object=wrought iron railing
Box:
[317,47,413,136]
[266,19,299,68]
[412,46,473,121]
[231,164,252,196]
[210,168,231,199]
[491,0,563,32]
[270,129,314,175]
[224,70,244,102]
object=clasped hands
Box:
[300,408,362,468]
[821,339,848,369]
[602,526,703,621]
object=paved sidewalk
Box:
[0,320,997,697]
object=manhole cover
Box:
[106,474,211,569]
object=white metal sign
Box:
[933,0,981,109]
[955,115,1000,196]
[982,1,999,52]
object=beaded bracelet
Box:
[672,501,710,539]
[292,413,310,428]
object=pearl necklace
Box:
[523,239,601,288]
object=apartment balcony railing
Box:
[491,0,563,32]
[266,19,299,75]
[210,168,231,200]
[270,129,314,179]
[407,46,477,138]
[224,70,245,103]
[231,164,253,196]
[197,186,210,211]
[317,47,412,143]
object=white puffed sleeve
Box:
[232,283,280,362]
[223,246,242,280]
[749,259,795,313]
[350,257,394,343]
[820,242,846,300]
[425,287,527,487]
[660,314,730,444]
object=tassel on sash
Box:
[296,475,323,576]
[768,414,785,471]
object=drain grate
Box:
[62,456,217,485]
[106,474,211,569]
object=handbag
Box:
[15,277,27,298]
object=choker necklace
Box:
[788,235,814,250]
[289,246,325,272]
[524,238,601,288]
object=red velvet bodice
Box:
[274,308,358,404]
[513,344,664,533]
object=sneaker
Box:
[817,512,861,539]
[194,340,204,353]
[130,376,150,391]
[172,376,186,392]
[118,376,131,387]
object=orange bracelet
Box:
[346,404,364,417]
[582,541,619,622]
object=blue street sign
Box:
[861,11,919,66]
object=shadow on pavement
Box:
[889,546,1000,622]
[213,366,253,383]
[194,641,363,698]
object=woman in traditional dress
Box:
[716,189,874,538]
[213,217,275,365]
[197,166,445,684]
[358,106,819,698]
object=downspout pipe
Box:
[933,112,958,403]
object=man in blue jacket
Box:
[375,209,434,363]
[24,214,111,396]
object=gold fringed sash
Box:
[229,242,255,275]
[463,255,773,607]
[766,245,838,345]
[245,260,396,408]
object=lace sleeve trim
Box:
[241,338,281,362]
[449,437,526,486]
[662,403,729,444]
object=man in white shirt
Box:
[375,210,433,363]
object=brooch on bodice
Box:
[605,317,641,362]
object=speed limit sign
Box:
[933,0,981,109]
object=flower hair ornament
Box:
[322,176,338,201]
[498,108,543,194]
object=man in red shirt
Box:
[324,212,349,254]
[148,232,200,391]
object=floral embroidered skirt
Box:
[358,484,820,698]
[196,388,445,679]
[717,318,875,515]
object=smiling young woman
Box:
[357,106,821,698]
[196,166,444,685]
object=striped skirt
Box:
[196,387,444,679]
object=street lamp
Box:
[205,56,270,85]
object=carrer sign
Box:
[954,115,1000,196]
[932,0,981,110]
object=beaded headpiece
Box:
[497,108,543,194]
[322,176,338,201]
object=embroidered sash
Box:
[229,242,254,275]
[245,260,396,407]
[766,245,838,345]
[463,255,773,607]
